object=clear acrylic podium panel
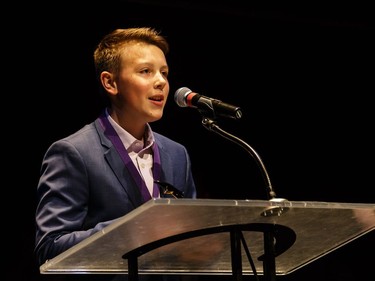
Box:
[40,198,375,276]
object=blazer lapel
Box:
[94,118,144,207]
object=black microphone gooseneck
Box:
[201,117,277,200]
[174,87,287,202]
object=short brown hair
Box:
[93,27,169,82]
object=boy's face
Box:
[114,42,170,126]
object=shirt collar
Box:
[105,108,155,152]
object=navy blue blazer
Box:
[35,116,197,266]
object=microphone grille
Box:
[174,87,192,107]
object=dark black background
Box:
[7,1,374,281]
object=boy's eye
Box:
[141,69,150,74]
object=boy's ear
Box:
[101,71,117,95]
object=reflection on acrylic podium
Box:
[40,198,375,281]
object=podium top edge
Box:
[148,198,375,209]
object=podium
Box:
[40,198,375,281]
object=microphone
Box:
[174,87,243,120]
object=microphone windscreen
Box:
[174,87,192,107]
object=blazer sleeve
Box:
[34,137,120,266]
